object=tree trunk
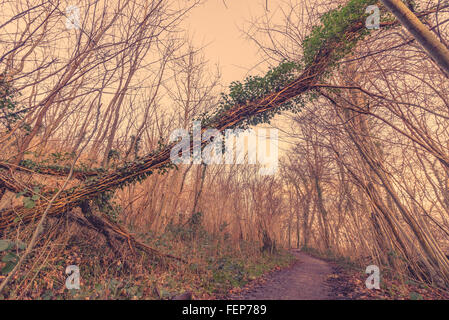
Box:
[381,0,449,76]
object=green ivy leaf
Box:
[14,240,26,250]
[15,191,25,198]
[2,252,18,263]
[1,261,16,274]
[409,292,423,300]
[0,240,11,252]
[23,198,35,209]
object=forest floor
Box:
[3,217,449,300]
[0,222,296,299]
[225,249,449,300]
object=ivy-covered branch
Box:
[0,1,440,234]
[0,160,106,181]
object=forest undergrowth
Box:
[0,211,293,300]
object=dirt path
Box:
[229,250,336,300]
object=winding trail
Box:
[230,250,335,300]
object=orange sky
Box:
[185,0,282,86]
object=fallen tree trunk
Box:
[0,6,441,234]
[79,208,186,263]
[0,161,105,181]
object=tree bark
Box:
[381,0,449,76]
